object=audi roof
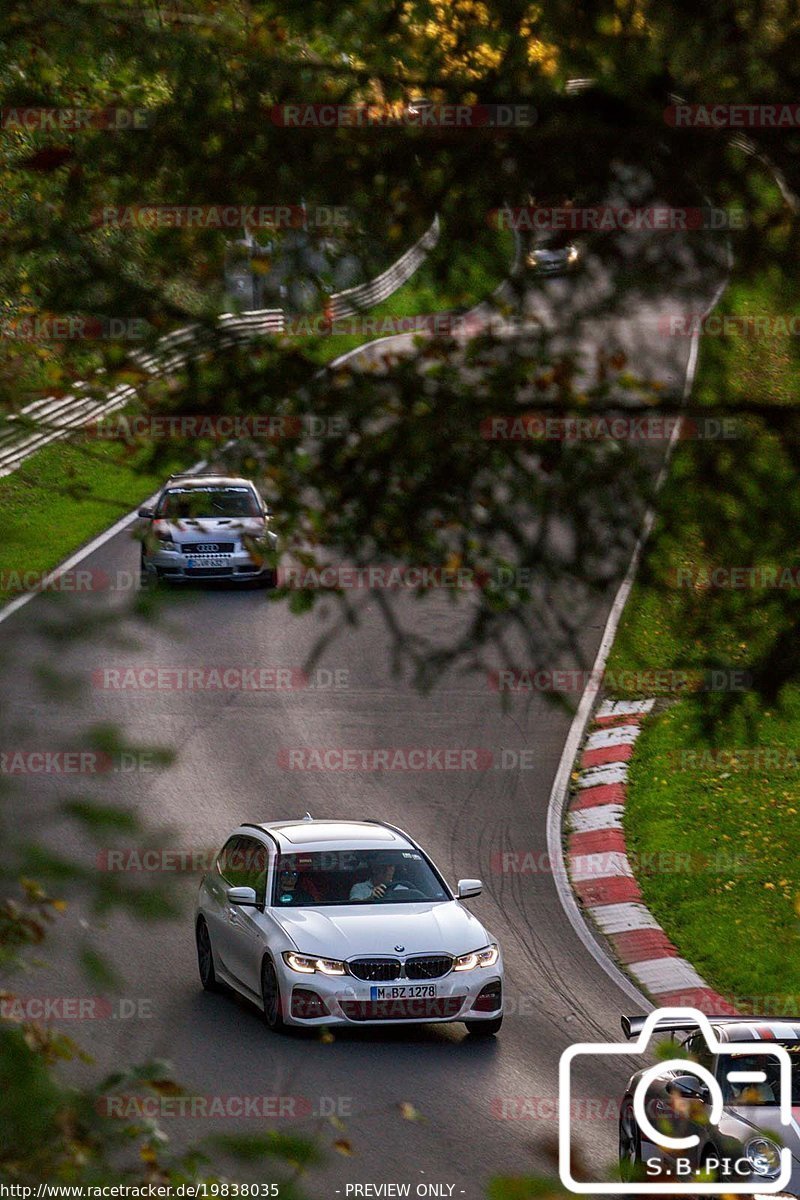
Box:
[162,473,258,488]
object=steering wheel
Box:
[379,882,427,901]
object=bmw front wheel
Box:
[196,918,218,992]
[261,957,285,1031]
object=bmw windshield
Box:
[272,848,450,907]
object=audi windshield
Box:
[157,487,261,519]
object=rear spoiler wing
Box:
[621,1014,797,1040]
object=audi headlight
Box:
[745,1136,783,1178]
[453,944,499,971]
[282,952,346,976]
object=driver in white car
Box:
[350,856,396,900]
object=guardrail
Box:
[0,310,286,478]
[0,218,441,478]
[328,215,440,318]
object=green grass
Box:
[294,226,515,363]
[0,439,187,603]
[0,228,514,609]
[602,261,800,1005]
[624,699,800,1005]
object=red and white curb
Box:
[566,698,737,1015]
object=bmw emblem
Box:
[394,944,405,952]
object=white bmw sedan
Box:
[195,817,503,1035]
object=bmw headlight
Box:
[745,1136,783,1178]
[453,944,499,971]
[282,952,347,976]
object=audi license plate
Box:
[370,984,437,1000]
[186,555,231,568]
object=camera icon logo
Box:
[558,1006,793,1193]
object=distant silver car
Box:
[138,473,277,585]
[525,234,580,275]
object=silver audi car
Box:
[138,473,277,585]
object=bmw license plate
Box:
[186,555,231,568]
[370,984,437,1000]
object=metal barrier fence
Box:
[0,218,441,477]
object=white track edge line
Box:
[544,263,732,1013]
[0,457,208,628]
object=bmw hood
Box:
[272,901,493,959]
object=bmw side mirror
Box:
[226,886,258,906]
[667,1075,710,1103]
[138,507,154,519]
[457,879,482,899]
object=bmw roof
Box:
[241,818,416,854]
